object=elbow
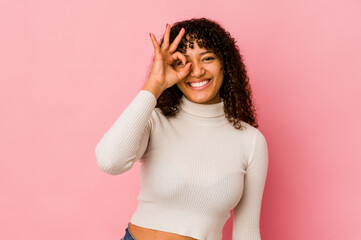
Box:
[95,144,133,175]
[96,160,122,175]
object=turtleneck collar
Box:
[179,95,225,118]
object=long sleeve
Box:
[232,129,269,240]
[95,90,157,175]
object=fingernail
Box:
[149,33,152,37]
[166,23,169,28]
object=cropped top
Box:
[95,90,268,240]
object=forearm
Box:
[142,79,165,100]
[95,90,157,175]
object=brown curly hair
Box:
[150,17,258,130]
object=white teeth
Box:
[189,79,210,87]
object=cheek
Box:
[211,64,223,77]
[214,68,224,81]
[176,82,187,92]
[215,73,224,88]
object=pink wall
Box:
[1,0,360,239]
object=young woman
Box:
[95,17,269,240]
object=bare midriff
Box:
[128,223,198,240]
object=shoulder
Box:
[238,121,268,167]
[238,121,267,142]
[150,107,167,122]
[146,107,170,131]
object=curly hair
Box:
[151,17,258,130]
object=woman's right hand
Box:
[147,24,192,94]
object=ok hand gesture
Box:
[147,24,192,95]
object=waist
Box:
[130,203,227,240]
[129,223,197,240]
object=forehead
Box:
[183,42,212,55]
[178,34,211,54]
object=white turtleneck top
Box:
[95,90,268,240]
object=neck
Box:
[179,95,225,118]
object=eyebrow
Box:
[183,50,215,57]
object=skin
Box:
[142,24,192,99]
[135,24,223,240]
[142,24,224,105]
[174,39,224,104]
[128,223,197,240]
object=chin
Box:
[187,93,216,104]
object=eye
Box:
[204,56,214,61]
[174,60,185,67]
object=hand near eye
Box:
[143,24,192,99]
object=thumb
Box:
[177,62,192,80]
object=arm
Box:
[95,23,191,175]
[95,90,157,175]
[232,130,269,240]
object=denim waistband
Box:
[120,223,136,240]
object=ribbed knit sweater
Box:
[95,90,268,240]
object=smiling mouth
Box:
[186,79,212,90]
[187,79,211,87]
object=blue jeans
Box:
[120,223,136,240]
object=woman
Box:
[95,17,268,240]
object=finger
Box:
[161,24,170,50]
[169,51,187,65]
[150,33,162,61]
[169,27,185,53]
[177,62,192,80]
[150,33,161,55]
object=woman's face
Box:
[174,39,224,105]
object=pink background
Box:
[1,0,361,239]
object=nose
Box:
[189,62,205,77]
